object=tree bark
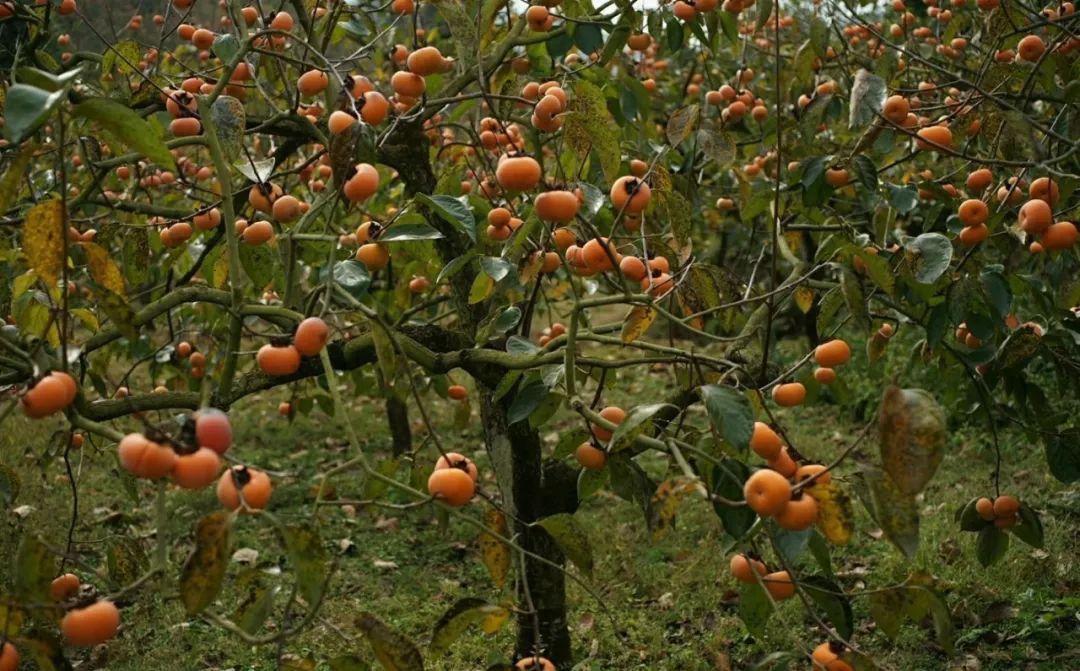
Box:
[480,394,573,666]
[385,394,412,456]
[379,119,573,666]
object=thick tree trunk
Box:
[480,393,573,667]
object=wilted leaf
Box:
[621,305,656,344]
[22,198,65,286]
[811,481,854,545]
[210,95,246,157]
[180,511,232,615]
[83,242,125,296]
[430,598,510,656]
[649,478,698,541]
[666,104,700,146]
[356,612,424,671]
[232,569,279,634]
[905,233,953,284]
[794,285,814,313]
[0,143,34,214]
[282,525,328,606]
[878,387,946,495]
[479,509,511,588]
[849,69,887,129]
[856,464,920,557]
[537,513,594,576]
[563,80,620,181]
[15,536,55,602]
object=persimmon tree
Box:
[0,0,1078,669]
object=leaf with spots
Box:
[22,198,65,286]
[563,80,620,181]
[283,525,328,606]
[355,612,424,671]
[620,304,656,344]
[180,511,232,615]
[479,508,511,588]
[82,242,126,296]
[878,387,946,495]
[810,481,855,545]
[430,598,510,656]
[649,477,698,542]
[537,513,594,576]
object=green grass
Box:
[1,328,1078,670]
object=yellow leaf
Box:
[650,477,698,542]
[479,508,511,588]
[481,605,510,634]
[83,242,125,296]
[22,198,65,286]
[0,143,34,214]
[812,481,855,545]
[621,305,656,344]
[794,285,815,314]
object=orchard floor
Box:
[2,330,1078,671]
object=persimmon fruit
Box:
[61,600,120,646]
[743,469,791,516]
[217,465,273,510]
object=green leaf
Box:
[976,525,1009,567]
[699,385,754,451]
[416,193,476,243]
[956,498,989,532]
[1044,428,1080,483]
[608,403,670,452]
[878,387,946,495]
[710,460,756,539]
[507,379,549,425]
[802,576,855,639]
[1009,503,1044,549]
[180,511,232,615]
[480,256,514,282]
[3,84,66,144]
[430,598,509,656]
[0,463,20,506]
[856,463,920,558]
[332,260,372,299]
[239,239,279,290]
[283,525,328,606]
[435,252,475,286]
[738,580,773,637]
[468,272,494,304]
[868,586,909,640]
[574,23,604,52]
[379,222,444,242]
[74,97,176,170]
[232,569,279,634]
[15,536,55,602]
[886,183,918,213]
[536,513,594,576]
[577,467,608,500]
[213,34,241,62]
[905,233,953,284]
[355,612,424,671]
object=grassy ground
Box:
[1,327,1078,671]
